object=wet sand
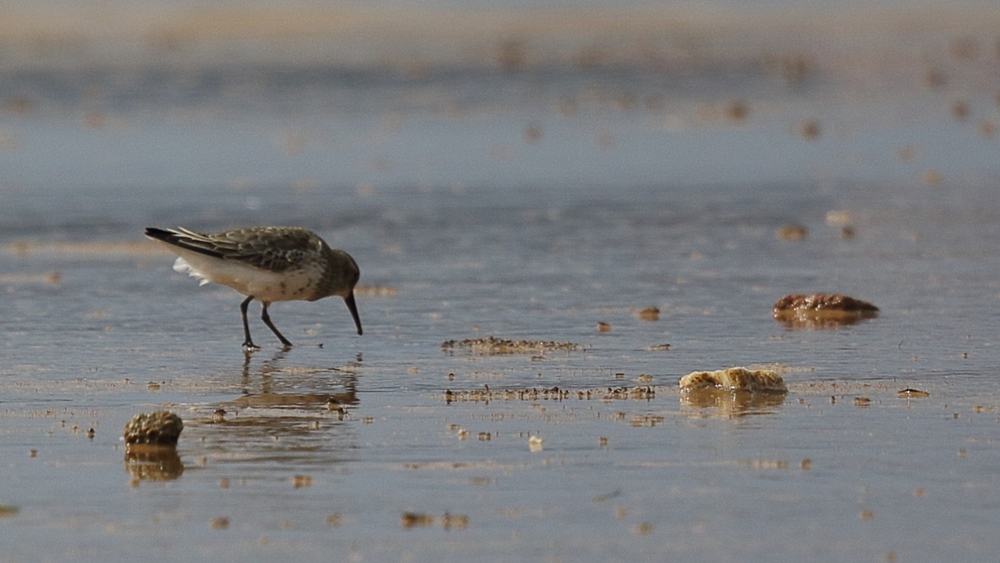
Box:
[3,2,1000,561]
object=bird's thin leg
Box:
[260,302,293,348]
[240,296,260,350]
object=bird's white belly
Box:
[174,254,322,302]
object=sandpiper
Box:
[145,226,362,350]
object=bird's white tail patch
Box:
[173,257,211,286]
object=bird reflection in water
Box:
[125,350,360,484]
[231,348,360,411]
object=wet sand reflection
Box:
[680,389,787,418]
[125,350,360,484]
[229,349,359,410]
[773,310,879,330]
[124,445,184,483]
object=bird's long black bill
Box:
[344,292,363,335]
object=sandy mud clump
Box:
[773,293,878,314]
[679,367,787,393]
[123,410,184,447]
[776,224,807,240]
[634,306,660,321]
[773,293,878,328]
[441,336,578,355]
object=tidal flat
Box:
[3,2,1000,561]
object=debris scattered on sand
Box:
[441,336,579,355]
[443,385,656,403]
[401,512,468,530]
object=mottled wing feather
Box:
[211,228,317,272]
[171,227,240,258]
[149,227,318,272]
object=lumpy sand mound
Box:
[679,367,787,393]
[773,293,878,314]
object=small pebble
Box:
[529,435,544,452]
[210,517,230,530]
[401,512,435,529]
[776,224,807,240]
[635,307,660,321]
[800,119,821,140]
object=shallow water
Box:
[2,2,1000,562]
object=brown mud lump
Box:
[635,307,660,321]
[123,410,184,447]
[776,224,807,240]
[773,293,878,315]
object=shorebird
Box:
[145,226,362,350]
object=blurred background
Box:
[0,0,998,204]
